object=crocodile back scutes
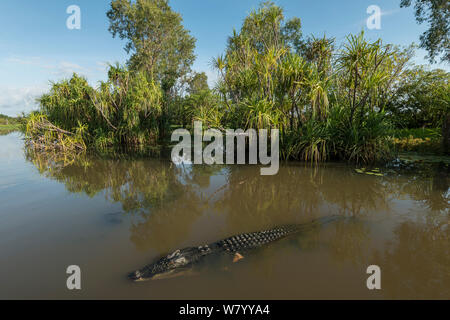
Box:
[216,224,299,253]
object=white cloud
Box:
[96,61,110,72]
[6,56,43,65]
[43,61,90,78]
[380,9,401,17]
[0,84,49,117]
[0,55,114,116]
[6,55,92,78]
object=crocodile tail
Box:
[290,215,343,233]
[217,215,342,253]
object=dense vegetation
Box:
[0,114,19,125]
[24,0,449,162]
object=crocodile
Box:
[128,215,341,281]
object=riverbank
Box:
[391,128,445,154]
[0,124,21,135]
[0,114,21,135]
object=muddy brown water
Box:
[0,132,449,299]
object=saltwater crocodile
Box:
[128,215,341,281]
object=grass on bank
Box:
[0,124,21,135]
[0,114,22,134]
[390,128,443,153]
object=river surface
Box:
[0,132,449,299]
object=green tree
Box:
[213,1,307,131]
[387,67,450,128]
[107,0,196,93]
[400,0,450,63]
[27,66,164,152]
[236,1,302,53]
[187,72,209,95]
[335,32,412,125]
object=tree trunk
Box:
[443,113,450,155]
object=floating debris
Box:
[355,167,384,177]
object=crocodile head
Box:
[128,247,204,281]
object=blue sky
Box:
[0,0,448,116]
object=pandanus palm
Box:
[244,97,282,130]
[306,66,330,120]
[336,32,399,125]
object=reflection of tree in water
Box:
[215,164,392,234]
[320,166,390,216]
[375,217,450,299]
[214,165,324,232]
[327,218,371,265]
[129,188,205,252]
[181,164,226,189]
[384,163,450,213]
[26,148,449,264]
[0,131,14,136]
[25,148,181,212]
[25,149,207,253]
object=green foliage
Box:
[25,0,446,163]
[25,112,87,156]
[390,128,443,153]
[391,128,441,140]
[0,114,20,125]
[0,124,21,135]
[26,66,164,152]
[38,74,96,131]
[329,107,393,163]
[187,91,222,128]
[168,89,221,128]
[169,71,218,128]
[208,4,403,163]
[0,114,21,134]
[213,1,326,134]
[334,32,412,123]
[94,64,163,147]
[387,67,449,128]
[400,0,449,63]
[187,72,209,95]
[282,106,392,163]
[107,0,196,92]
[237,1,303,53]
